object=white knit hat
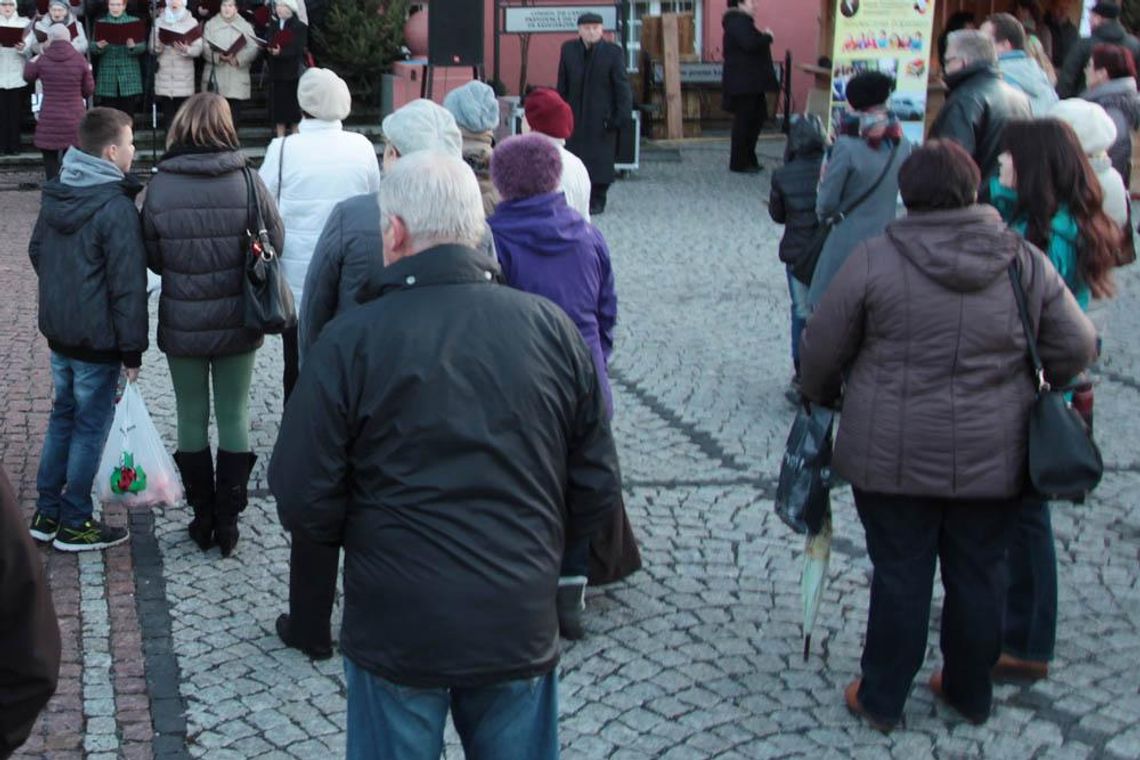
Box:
[381,99,462,158]
[274,0,299,14]
[297,68,352,122]
[1049,98,1117,156]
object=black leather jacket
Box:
[930,63,1032,183]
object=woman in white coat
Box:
[151,0,203,128]
[201,0,259,124]
[259,67,380,399]
[0,0,29,154]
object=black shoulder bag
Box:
[241,166,296,334]
[792,139,901,285]
[1008,259,1102,502]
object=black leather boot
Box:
[214,450,257,558]
[173,449,214,551]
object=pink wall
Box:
[479,1,823,110]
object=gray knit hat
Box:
[443,81,500,134]
[382,99,462,158]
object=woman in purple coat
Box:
[489,133,639,640]
[24,24,93,179]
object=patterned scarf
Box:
[839,108,904,150]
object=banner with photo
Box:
[829,0,937,144]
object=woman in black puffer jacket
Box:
[143,92,284,558]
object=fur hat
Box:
[845,71,895,111]
[297,68,351,122]
[1049,98,1117,156]
[443,81,500,134]
[1092,2,1121,19]
[382,99,462,158]
[524,87,574,140]
[491,133,562,201]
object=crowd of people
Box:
[2,1,1137,756]
[0,0,320,177]
[772,0,1134,735]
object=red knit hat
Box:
[524,87,574,140]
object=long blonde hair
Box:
[165,93,240,150]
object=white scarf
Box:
[163,6,188,24]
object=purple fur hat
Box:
[490,133,563,201]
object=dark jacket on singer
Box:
[929,61,1031,184]
[29,149,148,368]
[721,7,778,105]
[768,118,824,278]
[557,37,633,186]
[143,148,284,358]
[268,244,621,689]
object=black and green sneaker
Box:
[52,519,129,552]
[29,511,60,542]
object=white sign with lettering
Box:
[504,5,618,33]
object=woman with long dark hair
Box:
[988,118,1116,682]
[991,119,1118,307]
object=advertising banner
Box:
[828,0,937,144]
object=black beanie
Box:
[845,71,896,111]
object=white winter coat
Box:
[259,119,381,309]
[26,14,87,56]
[151,12,203,97]
[0,14,30,90]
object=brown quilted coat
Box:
[799,205,1098,499]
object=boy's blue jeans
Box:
[344,657,559,760]
[35,353,119,527]
[787,269,811,371]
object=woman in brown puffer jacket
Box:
[799,140,1097,733]
[142,93,283,558]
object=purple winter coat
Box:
[489,191,618,416]
[24,43,94,151]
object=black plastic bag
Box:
[775,404,835,534]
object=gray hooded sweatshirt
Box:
[998,51,1059,116]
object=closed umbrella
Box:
[801,508,832,661]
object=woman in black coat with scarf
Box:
[721,0,778,173]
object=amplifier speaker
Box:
[428,0,484,66]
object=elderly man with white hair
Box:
[275,97,489,661]
[269,150,620,759]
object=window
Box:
[625,0,702,71]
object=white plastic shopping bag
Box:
[97,383,184,507]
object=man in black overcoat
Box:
[557,12,633,215]
[721,0,778,173]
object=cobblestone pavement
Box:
[2,144,1139,759]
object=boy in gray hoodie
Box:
[27,107,147,552]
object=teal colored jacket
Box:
[989,178,1090,310]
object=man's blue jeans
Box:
[35,353,120,527]
[344,657,559,760]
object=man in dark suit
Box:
[721,0,778,173]
[557,12,632,215]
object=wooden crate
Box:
[640,14,696,61]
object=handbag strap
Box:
[241,165,257,234]
[276,135,286,204]
[1007,258,1049,393]
[825,139,902,225]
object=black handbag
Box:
[1008,260,1103,502]
[774,402,835,534]
[792,139,901,285]
[241,166,296,334]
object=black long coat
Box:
[721,8,777,103]
[557,38,632,185]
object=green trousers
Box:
[167,352,256,453]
